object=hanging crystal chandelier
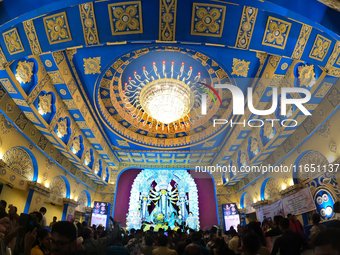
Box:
[122,61,208,131]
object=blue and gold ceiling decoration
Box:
[0,0,339,191]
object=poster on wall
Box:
[222,203,240,231]
[282,187,316,216]
[256,199,283,223]
[91,201,109,229]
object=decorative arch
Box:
[78,190,91,207]
[50,175,70,198]
[260,118,276,146]
[240,192,247,209]
[3,146,38,181]
[54,117,71,144]
[34,91,56,124]
[84,148,94,169]
[12,57,39,95]
[71,135,84,158]
[293,150,328,184]
[261,177,281,200]
[247,136,260,160]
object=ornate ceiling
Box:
[0,0,339,192]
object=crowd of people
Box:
[0,198,340,255]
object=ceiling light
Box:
[45,183,49,188]
[328,155,335,163]
[122,61,208,130]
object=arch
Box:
[84,148,94,169]
[54,117,71,144]
[240,192,247,209]
[260,118,276,146]
[50,175,71,198]
[71,135,84,158]
[34,91,56,124]
[11,57,39,95]
[79,190,91,207]
[3,146,38,181]
[261,177,281,200]
[247,136,260,160]
[293,150,328,184]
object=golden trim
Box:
[66,46,83,50]
[309,34,332,62]
[205,43,225,47]
[190,3,226,37]
[2,28,25,55]
[107,41,127,45]
[180,42,202,45]
[291,24,312,60]
[159,0,177,41]
[234,6,258,50]
[108,1,143,35]
[43,12,72,45]
[79,2,100,45]
[155,40,177,43]
[23,20,42,55]
[261,16,291,50]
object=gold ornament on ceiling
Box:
[84,150,91,166]
[250,137,259,155]
[231,58,250,77]
[83,57,101,74]
[57,118,68,138]
[72,136,81,154]
[38,94,52,115]
[15,61,34,84]
[298,64,316,88]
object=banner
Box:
[257,199,283,223]
[282,187,316,216]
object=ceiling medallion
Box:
[38,94,52,115]
[298,64,316,88]
[15,60,34,84]
[122,61,210,132]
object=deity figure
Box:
[84,150,91,165]
[186,212,196,230]
[240,152,247,167]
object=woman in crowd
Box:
[30,229,51,255]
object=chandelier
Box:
[122,61,210,131]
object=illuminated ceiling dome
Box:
[140,78,193,124]
[123,60,206,129]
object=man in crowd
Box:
[313,228,340,255]
[152,234,177,255]
[271,218,304,255]
[39,207,47,229]
[126,229,143,255]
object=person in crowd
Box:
[242,231,269,255]
[176,233,188,255]
[333,201,340,220]
[49,216,57,229]
[286,214,296,232]
[167,232,176,250]
[264,215,283,252]
[327,219,340,229]
[141,236,154,255]
[128,228,136,240]
[228,229,240,255]
[107,233,130,255]
[271,218,304,255]
[0,200,7,211]
[210,237,235,255]
[31,228,51,255]
[313,228,340,255]
[206,233,217,250]
[246,222,267,248]
[184,243,202,255]
[152,235,177,255]
[192,232,209,255]
[309,213,326,244]
[39,207,47,229]
[126,229,143,255]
